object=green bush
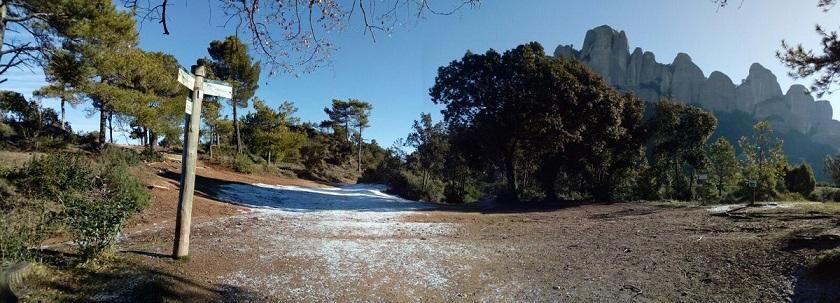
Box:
[387,171,444,202]
[232,154,256,174]
[63,160,149,258]
[808,187,840,202]
[5,152,150,260]
[785,162,817,196]
[0,197,58,263]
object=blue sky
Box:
[3,0,840,146]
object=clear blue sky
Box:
[3,0,839,146]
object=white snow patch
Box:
[216,183,436,214]
[209,182,482,299]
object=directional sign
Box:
[203,79,233,99]
[178,68,195,89]
[177,67,232,99]
[184,97,192,114]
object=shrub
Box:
[808,187,840,202]
[785,162,817,196]
[387,171,444,202]
[63,160,149,258]
[0,197,58,263]
[232,154,256,174]
[6,152,150,260]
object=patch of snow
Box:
[216,183,436,213]
[708,204,744,213]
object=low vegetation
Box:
[1,148,150,264]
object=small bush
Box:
[5,152,150,260]
[0,197,58,263]
[233,154,256,174]
[387,171,444,202]
[808,187,840,202]
[63,160,149,258]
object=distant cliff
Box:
[554,25,840,149]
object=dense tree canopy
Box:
[431,42,648,202]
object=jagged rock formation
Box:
[554,25,840,148]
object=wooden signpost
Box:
[173,64,232,259]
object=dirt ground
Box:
[18,157,840,302]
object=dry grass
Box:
[789,201,840,215]
[0,150,41,168]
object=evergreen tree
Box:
[784,162,816,196]
[407,113,449,193]
[707,137,740,201]
[738,121,788,203]
[207,36,261,154]
[349,99,373,174]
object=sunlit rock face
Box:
[554,25,840,148]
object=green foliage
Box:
[0,196,58,263]
[232,154,256,174]
[388,171,445,202]
[3,152,150,260]
[785,162,817,196]
[826,153,840,186]
[737,121,788,202]
[648,100,718,201]
[809,187,840,202]
[706,137,740,201]
[242,99,306,164]
[63,160,149,258]
[207,36,261,153]
[430,42,648,202]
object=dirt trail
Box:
[96,159,840,302]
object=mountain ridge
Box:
[553,25,840,149]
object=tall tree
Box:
[0,1,105,82]
[707,137,740,201]
[323,99,353,141]
[242,98,305,164]
[431,42,647,202]
[63,1,139,149]
[738,121,788,202]
[34,49,83,130]
[407,113,449,193]
[825,152,840,186]
[207,36,261,154]
[648,100,717,200]
[349,99,373,174]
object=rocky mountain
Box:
[554,25,840,149]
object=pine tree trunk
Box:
[60,98,65,130]
[268,151,272,166]
[98,106,107,149]
[108,111,114,144]
[358,127,363,174]
[233,102,242,154]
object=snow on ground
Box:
[211,183,480,300]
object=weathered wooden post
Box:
[172,63,232,259]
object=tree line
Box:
[363,42,831,204]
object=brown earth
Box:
[16,156,840,302]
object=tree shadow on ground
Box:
[780,228,840,302]
[17,249,264,302]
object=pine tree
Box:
[207,36,261,154]
[707,137,740,201]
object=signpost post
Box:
[172,63,232,259]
